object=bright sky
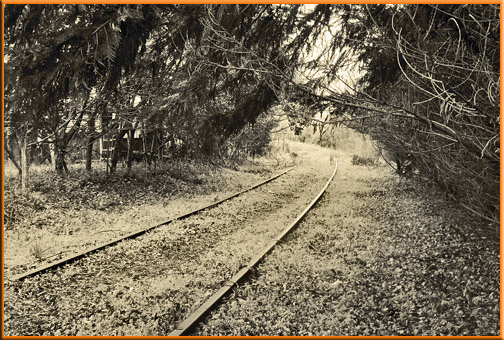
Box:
[296,8,364,96]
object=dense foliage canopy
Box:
[4,4,500,223]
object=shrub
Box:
[29,241,47,261]
[351,155,375,166]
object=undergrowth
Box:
[4,161,221,230]
[351,155,376,166]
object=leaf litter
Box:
[192,150,499,336]
[4,142,498,335]
[4,141,337,335]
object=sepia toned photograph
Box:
[3,3,500,336]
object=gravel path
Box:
[4,142,334,335]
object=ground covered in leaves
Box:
[4,140,499,336]
[4,157,288,277]
[4,141,334,335]
[192,151,499,336]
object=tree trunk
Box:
[55,147,69,174]
[141,129,151,168]
[49,143,57,170]
[126,129,134,170]
[54,107,86,174]
[5,143,22,175]
[150,132,156,169]
[85,116,95,171]
[85,139,93,171]
[110,130,127,173]
[20,135,29,191]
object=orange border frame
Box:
[1,1,502,339]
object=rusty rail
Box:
[168,161,338,336]
[10,167,294,281]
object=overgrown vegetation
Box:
[297,5,499,225]
[4,4,498,224]
[351,155,376,167]
[193,156,499,336]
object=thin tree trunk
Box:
[54,108,86,174]
[141,129,151,168]
[55,147,69,174]
[20,135,29,191]
[126,129,135,170]
[85,139,94,171]
[150,132,156,170]
[5,143,22,175]
[49,143,57,170]
[85,116,95,171]
[140,122,150,168]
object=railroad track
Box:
[6,160,337,336]
[9,167,294,282]
[168,161,338,336]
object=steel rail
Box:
[168,161,338,336]
[10,167,294,282]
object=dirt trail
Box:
[4,142,336,336]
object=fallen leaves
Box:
[4,146,335,336]
[193,157,499,336]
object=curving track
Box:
[4,149,337,336]
[10,167,294,282]
[168,162,338,336]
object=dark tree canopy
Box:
[4,4,500,223]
